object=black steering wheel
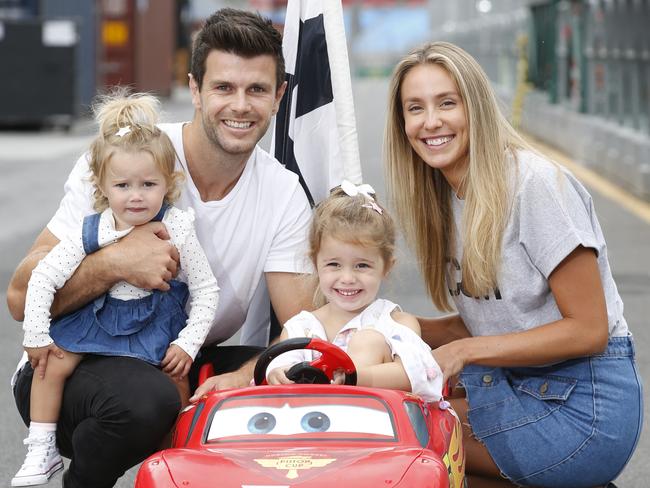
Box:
[253,337,357,386]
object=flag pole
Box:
[323,1,362,185]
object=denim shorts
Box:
[459,336,643,487]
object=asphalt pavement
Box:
[0,81,648,486]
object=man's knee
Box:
[61,357,181,484]
[63,357,180,445]
[79,356,178,416]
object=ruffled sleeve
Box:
[165,207,220,359]
[23,233,87,347]
[370,301,443,402]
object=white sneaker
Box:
[11,433,63,487]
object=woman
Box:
[384,41,642,487]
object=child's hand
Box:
[161,344,193,380]
[25,344,65,379]
[332,368,346,385]
[267,367,294,385]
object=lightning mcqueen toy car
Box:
[135,338,466,487]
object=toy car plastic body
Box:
[135,339,465,487]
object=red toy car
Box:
[135,338,466,487]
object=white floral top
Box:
[268,299,443,401]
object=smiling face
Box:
[190,50,286,164]
[100,149,168,230]
[401,63,469,191]
[316,236,388,316]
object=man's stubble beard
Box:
[201,111,272,168]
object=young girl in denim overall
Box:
[12,93,219,487]
[385,42,642,487]
[267,183,443,401]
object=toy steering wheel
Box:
[253,337,357,386]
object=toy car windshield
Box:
[206,393,397,443]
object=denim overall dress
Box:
[49,205,189,365]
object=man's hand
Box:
[108,222,179,291]
[267,367,294,385]
[189,369,252,403]
[161,344,193,380]
[25,344,65,379]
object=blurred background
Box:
[1,0,648,198]
[1,0,649,486]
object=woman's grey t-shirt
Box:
[448,150,628,338]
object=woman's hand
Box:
[432,340,467,382]
[25,344,65,379]
[161,344,193,380]
[267,367,294,385]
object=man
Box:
[8,9,313,487]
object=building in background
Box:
[426,0,650,200]
[2,0,648,201]
[0,0,177,125]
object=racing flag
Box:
[272,0,362,206]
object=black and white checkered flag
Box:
[272,0,362,206]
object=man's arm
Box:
[225,272,315,383]
[7,223,179,322]
[266,271,315,324]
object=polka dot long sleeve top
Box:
[22,206,219,360]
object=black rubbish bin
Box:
[0,18,77,128]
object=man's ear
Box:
[272,80,288,115]
[189,74,201,110]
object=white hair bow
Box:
[341,180,376,198]
[340,180,383,214]
[116,126,132,137]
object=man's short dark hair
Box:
[190,8,285,91]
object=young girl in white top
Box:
[267,182,442,400]
[12,92,219,487]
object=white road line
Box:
[527,136,650,225]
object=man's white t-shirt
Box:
[47,122,312,347]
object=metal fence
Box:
[427,0,650,200]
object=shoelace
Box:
[20,435,55,468]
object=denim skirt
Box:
[50,280,189,366]
[459,336,643,487]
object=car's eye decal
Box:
[247,412,277,434]
[300,411,330,432]
[207,399,396,441]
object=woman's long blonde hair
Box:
[385,42,530,311]
[89,89,183,211]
